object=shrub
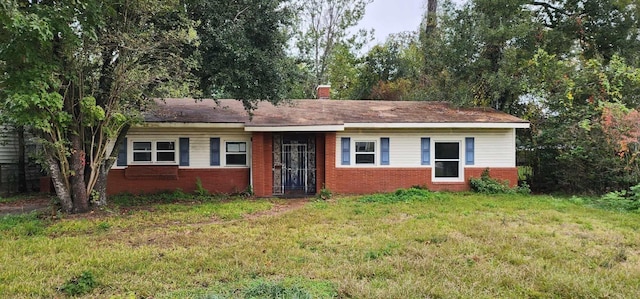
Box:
[593,183,640,212]
[58,271,97,296]
[317,184,332,201]
[470,168,530,194]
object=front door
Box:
[283,142,307,192]
[272,134,316,195]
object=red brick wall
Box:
[251,132,273,197]
[107,168,249,195]
[331,168,431,193]
[315,134,326,194]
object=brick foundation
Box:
[331,168,432,193]
[107,167,249,195]
[325,165,518,194]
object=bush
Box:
[592,183,640,212]
[469,168,530,195]
[58,271,97,296]
[316,185,332,201]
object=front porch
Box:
[251,132,331,197]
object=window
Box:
[434,142,460,178]
[355,141,375,164]
[132,141,176,163]
[156,141,176,162]
[132,142,152,162]
[226,142,247,165]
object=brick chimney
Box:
[316,85,330,100]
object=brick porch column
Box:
[251,132,272,197]
[324,132,337,191]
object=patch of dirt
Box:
[243,198,309,220]
[0,196,52,216]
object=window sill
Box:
[432,179,465,184]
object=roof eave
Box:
[244,125,346,132]
[138,122,246,129]
[343,122,530,129]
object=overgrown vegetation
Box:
[109,190,227,207]
[0,212,48,237]
[469,169,530,195]
[58,271,97,296]
[1,193,640,297]
[570,183,640,213]
[359,187,449,203]
[195,178,210,197]
[316,185,332,201]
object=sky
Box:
[358,0,427,44]
[358,0,467,47]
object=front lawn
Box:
[1,192,639,298]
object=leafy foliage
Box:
[585,183,640,212]
[243,280,312,299]
[194,177,210,197]
[316,184,332,201]
[58,271,97,296]
[359,187,449,203]
[187,0,292,110]
[470,169,530,195]
[415,0,640,195]
[1,0,293,213]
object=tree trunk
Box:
[94,125,130,207]
[426,0,438,36]
[47,155,73,212]
[16,126,27,193]
[94,164,110,207]
[69,134,89,213]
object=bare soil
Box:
[0,196,51,216]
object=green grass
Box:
[1,192,640,298]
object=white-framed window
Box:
[225,141,247,166]
[355,141,376,164]
[131,140,177,163]
[434,141,462,180]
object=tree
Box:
[0,0,292,213]
[354,33,424,100]
[420,0,541,112]
[530,0,640,63]
[291,0,372,98]
[523,51,640,193]
[186,0,293,111]
[326,43,361,99]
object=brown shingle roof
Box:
[144,98,528,127]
